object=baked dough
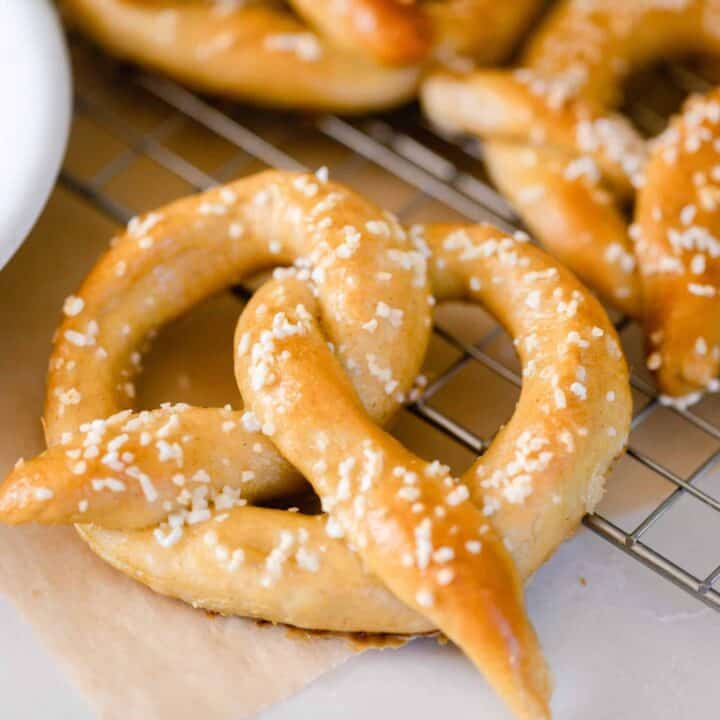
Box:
[60,0,542,111]
[0,171,631,720]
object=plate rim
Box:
[0,0,72,271]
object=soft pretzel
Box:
[421,0,720,400]
[0,171,631,720]
[635,89,720,400]
[60,0,542,111]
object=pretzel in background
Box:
[60,0,542,111]
[422,0,720,404]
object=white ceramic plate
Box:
[0,0,71,270]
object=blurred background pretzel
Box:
[635,88,720,401]
[422,0,720,403]
[59,0,543,111]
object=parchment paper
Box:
[0,187,356,720]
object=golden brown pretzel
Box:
[0,171,631,720]
[421,0,720,400]
[60,0,542,111]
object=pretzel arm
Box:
[79,506,435,634]
[636,89,720,399]
[422,71,645,195]
[483,142,642,317]
[0,407,301,528]
[234,275,552,720]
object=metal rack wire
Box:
[61,39,720,611]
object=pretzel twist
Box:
[60,0,541,111]
[0,171,631,720]
[422,0,720,401]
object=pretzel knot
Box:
[0,171,630,720]
[60,0,541,111]
[422,0,720,403]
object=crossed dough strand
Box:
[0,172,631,720]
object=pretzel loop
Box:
[1,171,429,528]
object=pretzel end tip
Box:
[0,455,70,525]
[0,472,42,525]
[501,621,553,720]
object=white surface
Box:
[266,529,719,720]
[0,0,71,270]
[0,7,716,714]
[0,597,91,719]
[1,527,717,719]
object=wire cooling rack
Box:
[60,38,720,611]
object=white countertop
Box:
[2,526,716,719]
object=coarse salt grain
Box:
[63,295,84,317]
[416,590,434,607]
[446,484,469,506]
